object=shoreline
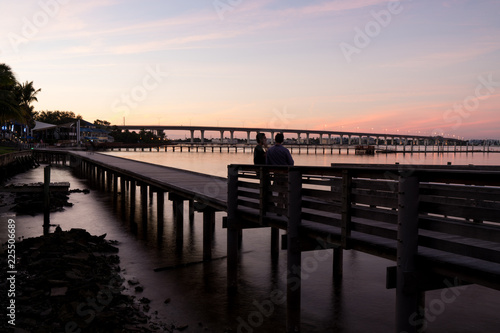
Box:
[0,228,182,332]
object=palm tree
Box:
[17,80,41,128]
[0,63,23,123]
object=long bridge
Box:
[31,149,500,332]
[115,125,462,146]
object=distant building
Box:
[31,119,112,145]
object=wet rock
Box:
[140,297,151,304]
[69,188,90,194]
[175,324,189,331]
[0,228,172,332]
[128,277,140,285]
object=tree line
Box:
[1,63,165,144]
[0,63,41,128]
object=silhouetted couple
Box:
[254,132,293,216]
[254,132,294,166]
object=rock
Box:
[0,229,172,333]
[164,298,171,304]
[50,286,68,296]
[140,297,151,304]
[128,277,140,285]
[135,285,144,292]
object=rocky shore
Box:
[0,228,182,333]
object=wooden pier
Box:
[101,142,496,155]
[226,163,500,332]
[31,149,500,332]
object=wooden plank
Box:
[420,201,500,223]
[301,198,341,213]
[351,206,398,224]
[302,188,341,202]
[418,233,500,263]
[351,192,398,209]
[420,183,500,201]
[418,215,500,242]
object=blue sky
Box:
[1,0,499,139]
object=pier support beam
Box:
[287,169,302,332]
[43,165,51,236]
[157,190,164,233]
[396,174,421,333]
[333,247,343,278]
[170,193,185,241]
[120,176,126,205]
[227,165,240,290]
[141,184,148,223]
[271,227,280,259]
[203,207,216,261]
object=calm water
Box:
[2,149,500,332]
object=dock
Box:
[32,149,500,333]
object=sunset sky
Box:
[1,0,499,139]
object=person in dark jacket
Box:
[266,133,294,166]
[253,133,268,165]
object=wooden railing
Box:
[230,164,500,255]
[227,163,500,332]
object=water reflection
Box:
[2,151,500,332]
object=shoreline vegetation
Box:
[0,228,188,333]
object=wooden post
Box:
[227,165,240,290]
[203,207,216,261]
[43,165,51,235]
[170,194,185,241]
[130,180,136,205]
[157,190,164,233]
[271,227,280,259]
[333,247,343,278]
[149,184,154,202]
[341,170,352,249]
[130,180,136,220]
[113,173,118,199]
[189,200,195,224]
[287,169,302,333]
[141,184,148,223]
[396,174,420,333]
[120,176,126,205]
[100,168,106,190]
[106,170,112,191]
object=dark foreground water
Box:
[1,150,500,332]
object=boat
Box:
[355,145,375,155]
